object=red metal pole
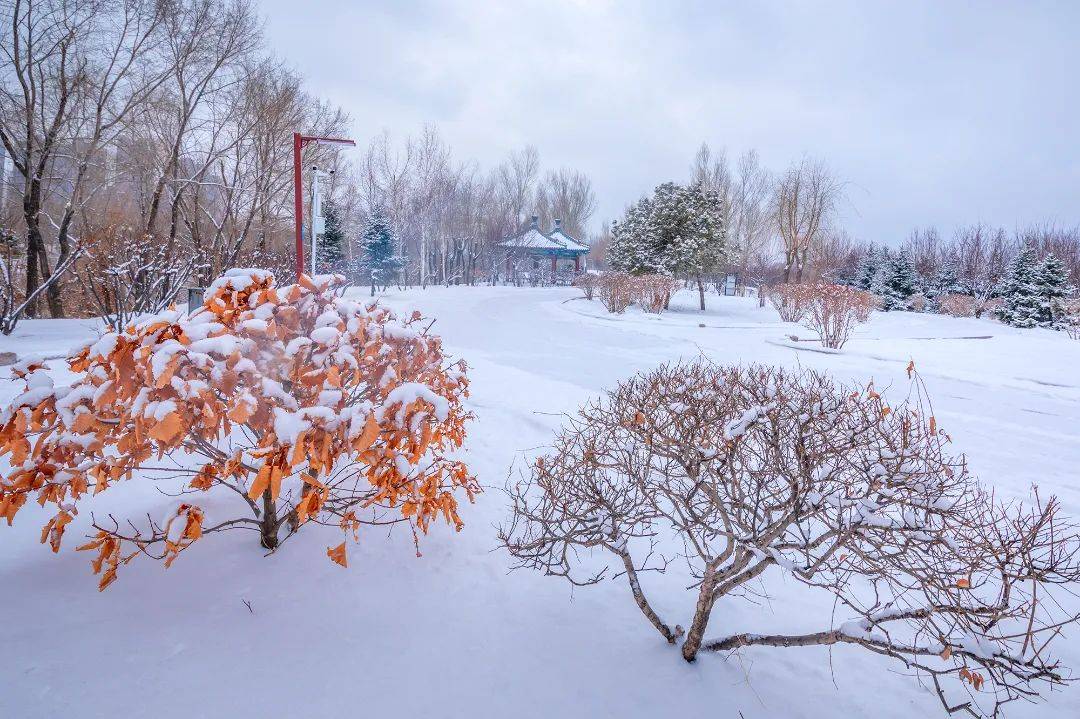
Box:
[293,132,304,281]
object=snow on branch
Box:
[500,361,1080,717]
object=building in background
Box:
[500,215,588,284]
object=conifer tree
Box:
[1036,253,1073,328]
[317,202,346,272]
[876,251,919,311]
[854,245,883,291]
[608,182,727,310]
[996,246,1043,328]
[358,208,404,296]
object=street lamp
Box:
[292,132,355,280]
[309,166,333,276]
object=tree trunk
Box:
[697,276,706,311]
[682,570,719,661]
[259,489,279,550]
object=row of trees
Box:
[343,132,595,287]
[601,143,1077,332]
[0,0,599,330]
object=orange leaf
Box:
[940,645,952,660]
[149,412,184,443]
[227,398,255,424]
[248,463,271,500]
[327,541,347,568]
[354,414,380,453]
[956,578,971,589]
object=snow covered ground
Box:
[2,286,1079,719]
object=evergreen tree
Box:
[877,251,919,311]
[854,244,884,291]
[608,181,728,310]
[358,208,403,296]
[996,246,1043,328]
[317,202,346,272]
[1035,253,1073,328]
[925,253,964,312]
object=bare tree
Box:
[774,156,843,283]
[0,0,92,317]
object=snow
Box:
[1,285,1079,719]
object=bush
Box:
[0,270,478,588]
[938,293,976,317]
[765,283,813,322]
[634,274,678,314]
[596,272,634,314]
[501,361,1080,717]
[799,283,873,349]
[573,273,598,300]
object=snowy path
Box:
[2,286,1078,719]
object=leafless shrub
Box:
[76,228,205,330]
[634,275,678,314]
[766,283,813,322]
[910,293,928,313]
[799,284,873,349]
[574,273,598,300]
[596,272,634,314]
[939,294,977,318]
[501,361,1080,717]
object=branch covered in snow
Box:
[500,361,1080,717]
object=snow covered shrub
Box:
[596,272,634,314]
[799,283,873,349]
[573,273,598,301]
[0,270,477,588]
[938,293,977,318]
[766,283,812,322]
[633,274,677,314]
[76,226,205,329]
[501,361,1080,717]
[909,292,928,312]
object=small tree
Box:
[876,250,919,311]
[317,202,347,273]
[0,270,477,588]
[1036,253,1073,328]
[501,362,1080,717]
[800,283,873,349]
[357,208,404,296]
[609,182,728,310]
[853,243,885,292]
[996,246,1043,328]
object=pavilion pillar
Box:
[551,256,558,275]
[574,255,580,272]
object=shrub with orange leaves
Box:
[0,269,478,589]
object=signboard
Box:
[722,273,738,296]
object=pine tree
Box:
[925,254,964,312]
[317,202,346,272]
[358,208,403,296]
[608,182,728,310]
[876,251,919,311]
[1035,253,1073,328]
[996,246,1043,328]
[854,245,883,291]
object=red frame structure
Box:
[293,132,356,279]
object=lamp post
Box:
[309,167,332,275]
[293,132,355,280]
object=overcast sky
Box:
[258,0,1078,242]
